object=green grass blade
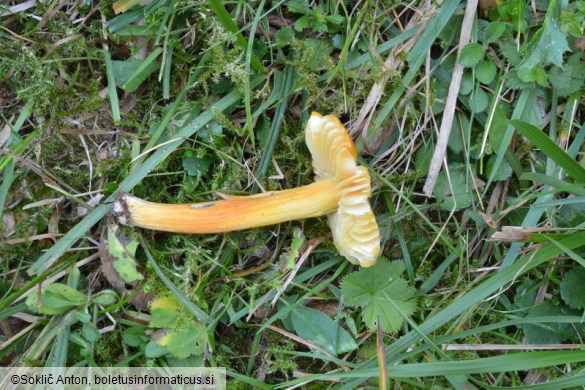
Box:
[242,0,266,145]
[108,7,144,33]
[48,317,71,367]
[484,372,585,389]
[521,172,585,196]
[387,351,585,377]
[0,302,28,322]
[253,65,296,187]
[278,351,585,386]
[511,119,585,183]
[326,3,369,84]
[0,129,39,174]
[542,234,585,268]
[484,88,532,190]
[226,370,272,389]
[406,0,461,63]
[162,45,173,99]
[121,47,162,92]
[420,252,458,294]
[486,90,539,269]
[567,121,585,158]
[0,104,33,229]
[0,160,15,232]
[102,48,121,124]
[320,26,417,80]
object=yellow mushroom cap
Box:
[305,112,381,267]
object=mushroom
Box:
[112,112,380,267]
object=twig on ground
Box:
[422,0,479,196]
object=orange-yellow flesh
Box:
[123,179,340,234]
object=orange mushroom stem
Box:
[112,112,380,267]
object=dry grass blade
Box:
[376,317,388,390]
[443,344,585,351]
[422,0,479,196]
[491,226,585,242]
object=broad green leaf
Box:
[483,22,507,44]
[157,321,207,359]
[150,295,181,328]
[123,327,149,347]
[500,42,521,66]
[286,0,310,14]
[70,332,89,349]
[149,295,208,358]
[560,268,585,310]
[469,87,488,113]
[414,140,434,176]
[521,301,571,344]
[496,0,527,31]
[145,339,168,358]
[557,202,585,228]
[550,54,585,96]
[340,232,585,389]
[303,38,334,71]
[91,290,117,306]
[433,165,474,211]
[549,65,571,91]
[111,53,161,93]
[107,223,143,284]
[476,61,497,84]
[293,15,309,31]
[513,280,538,310]
[198,120,223,142]
[448,112,466,153]
[290,306,357,356]
[75,307,91,323]
[82,322,100,343]
[459,43,484,67]
[182,155,213,177]
[342,260,417,334]
[517,66,548,87]
[275,27,295,47]
[312,18,328,32]
[511,120,585,183]
[70,332,91,356]
[325,14,345,26]
[26,283,87,315]
[486,155,513,181]
[459,71,474,95]
[518,0,570,72]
